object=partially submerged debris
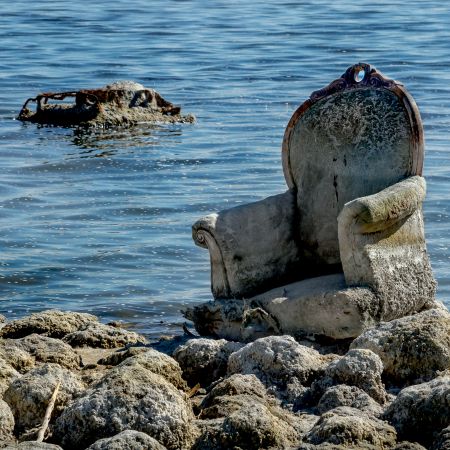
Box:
[18,81,195,127]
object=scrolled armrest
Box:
[339,175,426,234]
[192,189,300,299]
[193,214,219,249]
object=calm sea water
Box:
[1,0,449,337]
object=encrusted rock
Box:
[0,358,20,395]
[53,362,195,450]
[200,374,267,408]
[227,335,326,395]
[173,338,243,387]
[0,342,35,373]
[0,310,98,339]
[432,426,450,450]
[384,376,450,446]
[3,304,447,450]
[193,401,300,450]
[223,401,301,447]
[198,374,268,419]
[63,322,147,349]
[199,393,263,420]
[299,443,425,450]
[298,444,379,449]
[194,373,309,448]
[5,334,82,370]
[0,399,15,441]
[309,349,387,404]
[1,443,63,449]
[191,419,224,449]
[305,406,397,448]
[117,348,187,390]
[86,430,167,450]
[395,442,428,450]
[351,308,450,385]
[316,384,383,416]
[97,346,149,365]
[3,363,85,434]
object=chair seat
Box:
[185,273,382,341]
[249,273,379,340]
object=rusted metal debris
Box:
[18,81,195,127]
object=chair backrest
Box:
[282,63,424,267]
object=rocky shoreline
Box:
[0,307,448,449]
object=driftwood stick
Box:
[37,381,61,443]
[182,322,197,337]
[187,382,201,398]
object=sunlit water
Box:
[1,0,449,337]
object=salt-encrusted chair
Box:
[187,63,437,341]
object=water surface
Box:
[1,0,449,337]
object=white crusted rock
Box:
[0,399,14,441]
[227,335,326,394]
[305,406,397,448]
[351,308,450,385]
[63,322,146,349]
[299,443,386,449]
[198,374,268,420]
[298,444,378,450]
[0,358,20,395]
[53,362,196,450]
[3,363,85,434]
[299,442,425,450]
[0,310,98,339]
[97,346,149,366]
[85,430,167,450]
[193,401,301,450]
[194,373,308,448]
[384,376,450,447]
[310,349,387,404]
[199,393,266,420]
[316,384,383,416]
[200,374,267,408]
[4,334,82,370]
[117,348,187,390]
[1,443,63,449]
[173,338,243,387]
[0,341,35,374]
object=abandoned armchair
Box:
[186,63,438,342]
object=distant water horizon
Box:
[1,0,449,337]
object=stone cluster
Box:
[0,307,448,449]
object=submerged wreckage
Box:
[18,81,195,127]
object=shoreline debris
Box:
[18,81,195,127]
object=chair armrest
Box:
[193,189,300,299]
[338,176,435,319]
[339,175,426,234]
